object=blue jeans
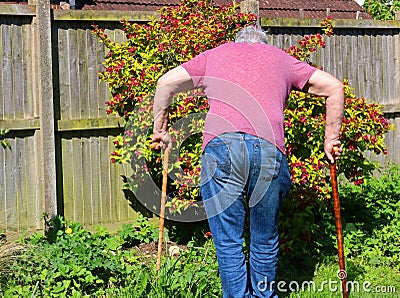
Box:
[200,133,291,298]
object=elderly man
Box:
[152,26,344,298]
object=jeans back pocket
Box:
[201,139,231,183]
[254,143,282,181]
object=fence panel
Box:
[54,21,136,228]
[0,11,399,232]
[0,15,42,232]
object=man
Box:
[152,26,344,297]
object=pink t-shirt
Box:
[181,42,317,154]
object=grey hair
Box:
[235,26,269,44]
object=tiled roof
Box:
[258,0,371,19]
[76,0,371,19]
[0,0,371,19]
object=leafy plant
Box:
[338,164,400,270]
[1,192,399,298]
[117,214,159,247]
[1,216,135,297]
[363,0,400,20]
[0,215,222,297]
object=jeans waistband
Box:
[214,132,274,144]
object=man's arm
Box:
[152,66,194,149]
[303,69,345,163]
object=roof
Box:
[76,0,371,19]
[0,0,372,19]
[258,0,371,19]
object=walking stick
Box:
[150,142,169,271]
[329,146,348,298]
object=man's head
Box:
[235,26,269,44]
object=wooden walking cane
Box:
[150,142,169,271]
[329,146,348,298]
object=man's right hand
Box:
[324,139,342,164]
[151,131,171,150]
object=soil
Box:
[133,241,187,257]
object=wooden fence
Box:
[0,4,399,232]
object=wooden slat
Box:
[2,25,14,119]
[0,4,36,16]
[324,37,332,73]
[384,115,399,163]
[58,28,71,120]
[325,36,332,76]
[380,32,388,103]
[365,33,373,99]
[349,32,358,89]
[385,32,394,103]
[24,135,38,228]
[81,136,92,225]
[396,34,400,102]
[72,137,84,223]
[4,139,16,229]
[57,117,122,131]
[89,137,100,224]
[61,136,74,222]
[373,33,382,102]
[33,131,42,230]
[12,25,24,119]
[395,117,400,164]
[77,29,89,120]
[31,24,39,118]
[261,17,400,29]
[53,9,158,22]
[113,29,126,44]
[357,30,365,98]
[22,24,34,118]
[97,31,111,116]
[382,104,400,113]
[108,135,122,221]
[68,28,81,120]
[0,118,40,130]
[87,30,101,118]
[14,137,25,229]
[99,136,111,223]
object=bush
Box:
[308,164,400,268]
[92,0,257,213]
[339,164,400,270]
[363,0,400,20]
[94,0,393,258]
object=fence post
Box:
[36,0,58,219]
[240,0,259,17]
